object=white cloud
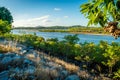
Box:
[27,15,50,21]
[13,15,51,27]
[13,15,73,27]
[54,8,61,11]
[64,16,69,18]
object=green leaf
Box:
[80,3,90,8]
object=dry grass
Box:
[77,70,90,79]
[37,52,80,73]
[0,43,19,53]
[35,66,59,80]
[52,57,80,73]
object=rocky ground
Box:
[0,40,111,80]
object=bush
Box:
[0,20,12,33]
[63,34,79,44]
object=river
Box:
[11,29,120,44]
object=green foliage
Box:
[102,45,120,74]
[0,7,13,24]
[38,27,106,35]
[68,27,104,34]
[114,69,120,79]
[0,20,12,33]
[63,34,79,44]
[39,29,67,32]
[1,33,120,79]
[80,0,120,27]
[46,38,58,42]
[0,7,13,33]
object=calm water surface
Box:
[11,29,120,44]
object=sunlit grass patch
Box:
[0,43,19,53]
[52,57,80,73]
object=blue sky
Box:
[0,0,88,27]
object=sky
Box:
[0,0,88,27]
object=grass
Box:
[54,58,80,73]
[0,43,19,53]
[37,52,80,73]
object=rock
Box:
[28,46,34,50]
[24,59,33,65]
[25,66,35,74]
[61,70,68,77]
[65,75,80,80]
[12,55,21,60]
[0,71,8,80]
[24,46,34,52]
[14,67,22,73]
[16,44,26,49]
[26,54,35,59]
[1,56,13,64]
[60,70,68,79]
[1,53,22,64]
[5,52,16,57]
[17,47,22,50]
[0,63,7,72]
[0,54,3,58]
[20,50,27,55]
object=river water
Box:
[11,29,120,44]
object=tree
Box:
[0,7,13,33]
[80,0,120,27]
[0,20,12,33]
[0,7,13,24]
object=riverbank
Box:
[38,28,111,36]
[68,31,110,36]
[0,33,120,79]
[38,26,108,35]
[12,29,119,45]
[0,40,111,80]
[14,26,108,36]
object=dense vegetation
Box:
[1,33,120,79]
[0,7,13,33]
[0,7,13,24]
[0,20,12,33]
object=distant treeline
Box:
[13,25,107,34]
[68,27,104,34]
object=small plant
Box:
[102,45,120,74]
[114,69,120,79]
[63,34,79,44]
